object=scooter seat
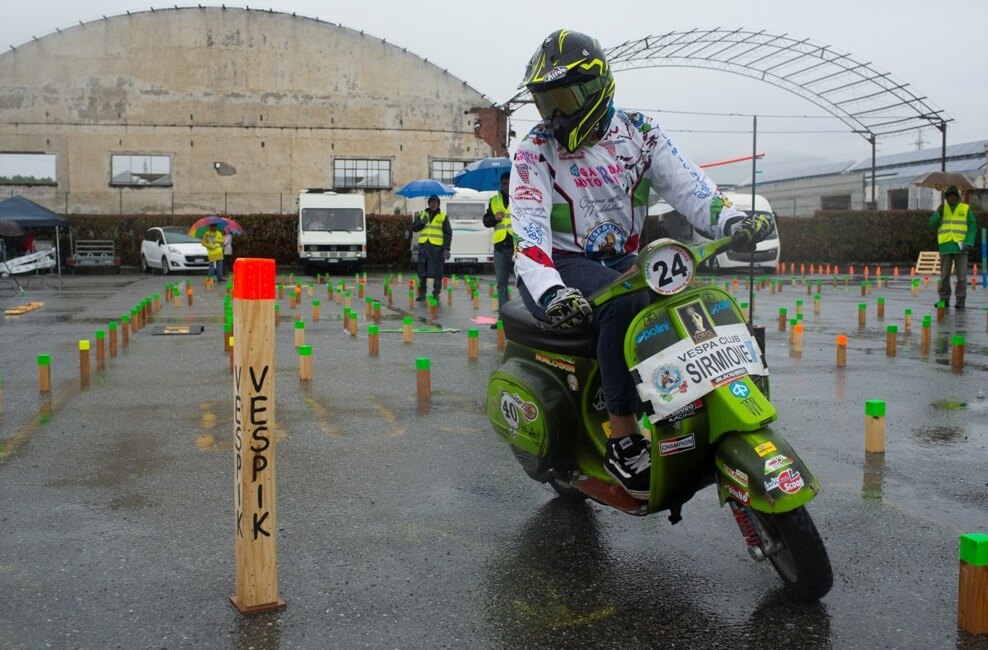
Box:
[500,298,597,357]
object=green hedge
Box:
[777,209,988,265]
[64,213,416,269]
[53,208,988,270]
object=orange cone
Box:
[849,264,855,276]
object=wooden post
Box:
[273,303,280,328]
[403,316,414,345]
[447,287,453,306]
[416,357,431,400]
[108,321,118,357]
[836,334,847,368]
[813,294,821,315]
[312,300,321,323]
[230,258,285,614]
[153,293,160,314]
[121,315,130,348]
[937,301,946,322]
[864,399,886,454]
[224,322,233,352]
[365,296,373,318]
[877,297,885,320]
[79,340,90,388]
[778,308,787,332]
[904,309,912,331]
[921,316,932,356]
[858,303,866,328]
[795,299,803,316]
[788,319,796,345]
[951,335,965,371]
[958,532,988,634]
[472,290,479,310]
[298,345,312,382]
[429,297,438,320]
[911,279,920,296]
[307,283,314,297]
[38,353,51,394]
[349,310,358,337]
[294,320,305,347]
[372,300,381,324]
[467,328,479,360]
[229,336,234,374]
[187,286,194,306]
[496,320,505,350]
[344,291,352,310]
[792,323,803,356]
[368,324,379,356]
[289,289,297,310]
[95,330,105,370]
[885,325,897,357]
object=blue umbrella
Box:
[396,179,456,198]
[453,157,512,191]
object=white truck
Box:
[409,188,495,271]
[650,192,781,273]
[297,189,367,273]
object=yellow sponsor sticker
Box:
[754,441,777,457]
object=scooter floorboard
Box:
[575,476,648,515]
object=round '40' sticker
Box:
[643,244,693,295]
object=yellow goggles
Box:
[532,76,607,119]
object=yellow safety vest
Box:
[489,193,513,245]
[938,202,969,245]
[202,230,225,262]
[417,210,446,246]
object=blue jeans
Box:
[519,255,648,416]
[493,246,514,313]
[208,259,224,280]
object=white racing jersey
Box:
[510,109,746,301]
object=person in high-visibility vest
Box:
[929,185,976,309]
[411,194,452,301]
[200,223,226,281]
[483,171,514,327]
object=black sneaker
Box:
[604,434,651,500]
[955,303,966,310]
[415,293,426,302]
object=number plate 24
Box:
[643,243,694,295]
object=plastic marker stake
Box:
[958,532,988,633]
[467,328,479,360]
[951,335,965,371]
[230,258,285,615]
[836,334,847,368]
[78,340,90,387]
[298,344,312,382]
[37,353,51,394]
[864,400,886,454]
[416,357,431,400]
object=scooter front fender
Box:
[713,429,820,514]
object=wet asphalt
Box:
[0,268,987,649]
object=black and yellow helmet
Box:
[521,30,615,152]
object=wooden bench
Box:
[915,251,941,276]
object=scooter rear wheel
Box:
[548,477,589,502]
[753,505,833,602]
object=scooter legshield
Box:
[714,429,820,513]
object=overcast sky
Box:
[1,0,984,185]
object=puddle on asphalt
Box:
[911,424,965,446]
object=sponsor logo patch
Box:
[727,483,750,504]
[754,441,777,457]
[724,465,749,487]
[764,454,793,474]
[659,433,696,456]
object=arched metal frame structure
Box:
[503,29,953,200]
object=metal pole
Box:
[870,134,877,209]
[940,120,947,171]
[981,227,986,288]
[749,115,756,323]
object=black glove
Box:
[443,249,451,261]
[731,214,772,252]
[542,287,593,329]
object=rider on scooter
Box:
[512,29,772,499]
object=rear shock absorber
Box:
[729,500,766,561]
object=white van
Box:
[409,188,495,270]
[297,189,367,273]
[652,192,781,272]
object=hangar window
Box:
[110,154,172,187]
[334,159,391,190]
[888,188,909,210]
[431,160,469,184]
[0,153,57,186]
[820,194,851,211]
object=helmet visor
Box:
[531,76,607,120]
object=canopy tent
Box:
[0,195,69,227]
[0,195,70,273]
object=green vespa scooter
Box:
[487,233,833,602]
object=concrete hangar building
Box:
[0,6,507,215]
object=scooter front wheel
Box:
[753,506,833,602]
